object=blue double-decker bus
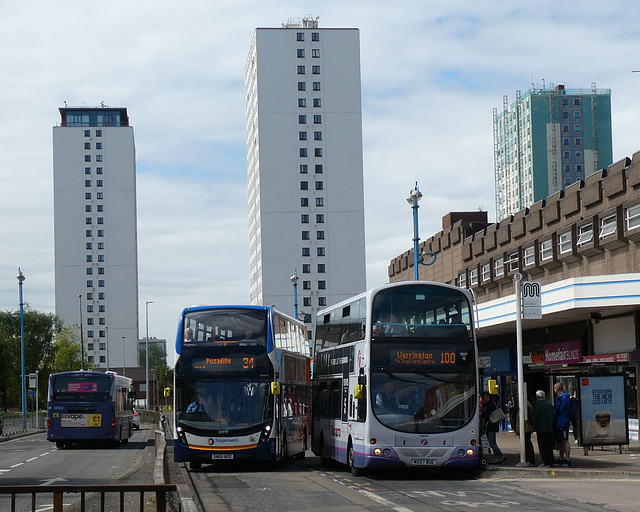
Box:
[173,305,311,470]
[47,370,135,448]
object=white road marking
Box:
[357,488,415,512]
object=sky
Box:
[1,1,640,364]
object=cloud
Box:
[1,0,640,360]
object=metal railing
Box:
[0,483,178,512]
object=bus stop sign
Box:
[522,281,542,319]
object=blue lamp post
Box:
[290,270,299,319]
[17,269,26,430]
[407,182,437,281]
[145,300,153,410]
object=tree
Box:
[138,343,166,368]
[139,343,171,406]
[51,326,86,373]
[0,307,60,412]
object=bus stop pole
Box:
[514,273,527,465]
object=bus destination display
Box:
[390,349,467,367]
[190,354,268,373]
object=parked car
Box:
[132,408,140,430]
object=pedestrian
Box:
[571,391,580,445]
[515,397,535,465]
[481,391,507,464]
[553,382,572,467]
[532,390,555,467]
[507,394,517,432]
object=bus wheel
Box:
[348,441,364,477]
[189,460,201,470]
[55,441,65,449]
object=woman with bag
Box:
[482,391,507,464]
[516,398,535,465]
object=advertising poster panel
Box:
[580,375,628,446]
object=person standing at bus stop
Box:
[532,390,555,467]
[553,382,572,467]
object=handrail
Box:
[0,483,178,512]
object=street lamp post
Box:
[145,300,153,411]
[122,336,126,376]
[290,270,299,319]
[17,269,26,430]
[105,326,109,371]
[406,182,437,280]
[78,294,85,369]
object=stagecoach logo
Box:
[208,438,239,445]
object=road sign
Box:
[28,373,37,388]
[522,281,542,319]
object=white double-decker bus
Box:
[311,282,480,475]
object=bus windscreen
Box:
[51,375,111,402]
[182,309,267,346]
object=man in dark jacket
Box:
[531,390,555,467]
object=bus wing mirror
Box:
[353,384,365,400]
[271,382,281,395]
[488,379,499,395]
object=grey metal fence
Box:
[0,483,179,512]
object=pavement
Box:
[0,426,45,442]
[485,429,640,479]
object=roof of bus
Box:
[316,280,473,317]
[178,304,304,325]
[180,304,270,313]
[50,370,132,383]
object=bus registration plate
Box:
[211,454,234,460]
[411,458,436,466]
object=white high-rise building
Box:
[245,17,366,339]
[53,107,139,371]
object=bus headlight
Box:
[373,448,382,456]
[259,425,271,445]
[176,426,188,446]
[466,448,475,456]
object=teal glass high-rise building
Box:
[493,84,612,221]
